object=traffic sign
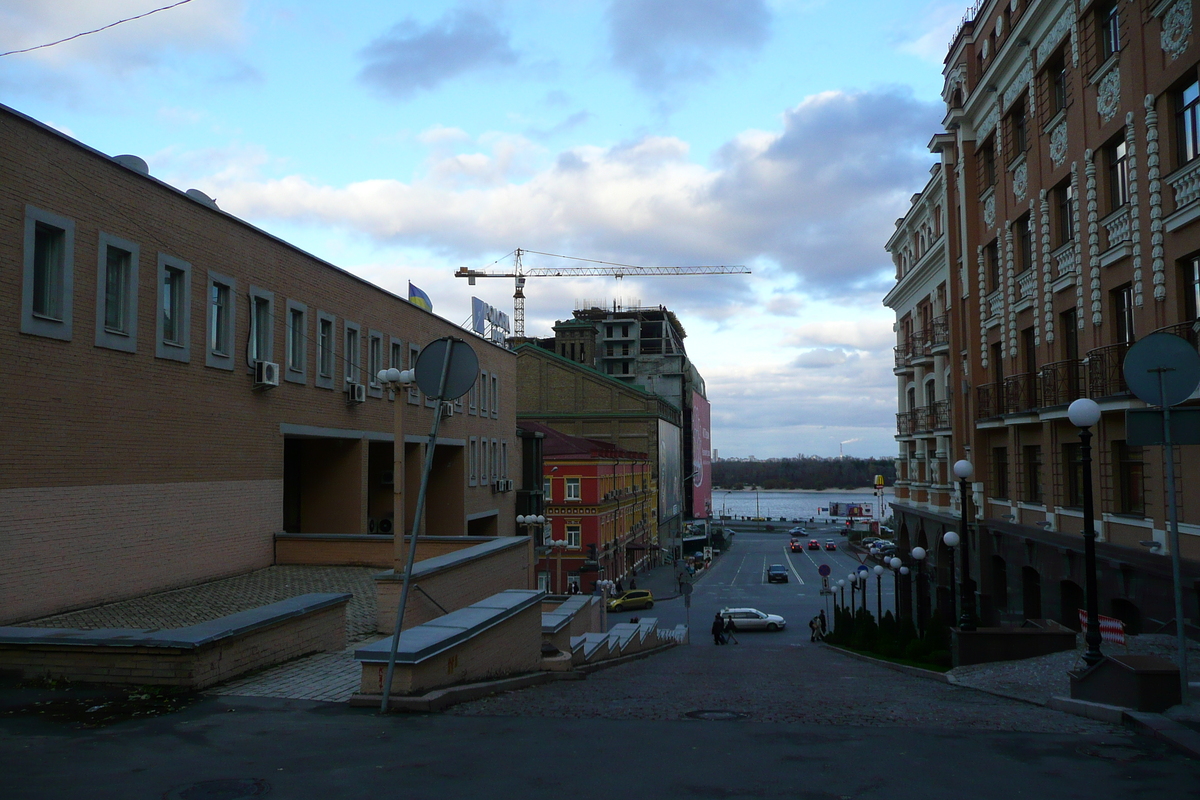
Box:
[818,564,831,577]
[856,565,869,575]
[681,582,694,596]
[821,575,830,593]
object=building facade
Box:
[0,103,518,624]
[888,0,1200,633]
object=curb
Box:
[821,643,951,684]
[1123,710,1200,760]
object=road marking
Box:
[729,555,748,586]
[784,556,805,585]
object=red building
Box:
[521,422,656,593]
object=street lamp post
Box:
[1069,398,1105,667]
[911,546,927,638]
[873,565,885,620]
[848,573,858,615]
[942,530,959,626]
[889,557,903,618]
[953,460,976,630]
[837,579,846,615]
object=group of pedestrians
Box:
[809,609,827,642]
[710,609,827,644]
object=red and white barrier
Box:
[1078,610,1126,647]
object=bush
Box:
[904,639,929,660]
[925,649,952,668]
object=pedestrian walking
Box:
[818,609,827,636]
[809,616,819,642]
[614,579,623,594]
[711,613,726,645]
[630,577,637,590]
[724,616,739,645]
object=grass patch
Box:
[825,644,952,673]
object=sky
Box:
[0,0,965,459]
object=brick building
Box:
[886,0,1200,633]
[0,102,519,625]
[519,421,654,593]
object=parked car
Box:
[766,564,789,583]
[807,539,820,550]
[824,539,837,551]
[720,607,786,631]
[861,537,881,548]
[607,589,654,611]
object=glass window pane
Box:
[104,247,130,333]
[33,224,63,320]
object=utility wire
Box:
[0,0,195,58]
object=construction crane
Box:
[454,248,751,337]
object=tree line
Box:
[712,457,895,491]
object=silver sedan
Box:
[720,607,787,631]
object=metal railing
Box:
[1002,372,1039,413]
[976,383,1001,419]
[896,410,915,436]
[1039,359,1083,407]
[929,315,950,349]
[1086,342,1132,398]
[932,399,951,430]
[913,406,933,433]
[1153,320,1200,349]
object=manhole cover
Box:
[684,710,750,721]
[163,778,272,799]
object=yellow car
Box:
[607,589,654,611]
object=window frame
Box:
[1177,79,1200,168]
[247,286,275,368]
[565,524,581,549]
[1022,444,1043,505]
[22,205,76,342]
[993,446,1010,500]
[1114,440,1145,516]
[205,271,237,370]
[315,311,336,389]
[155,253,191,362]
[1097,1,1120,62]
[565,477,581,501]
[491,373,499,418]
[1015,215,1034,274]
[1114,283,1135,344]
[344,320,361,387]
[1062,442,1083,508]
[469,437,478,487]
[285,299,308,383]
[1055,180,1076,247]
[1182,255,1200,320]
[408,343,420,404]
[1108,139,1130,212]
[367,330,384,398]
[94,231,139,352]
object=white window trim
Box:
[94,231,139,353]
[315,310,336,389]
[247,285,275,369]
[469,379,478,415]
[285,299,308,384]
[22,205,75,342]
[566,477,581,501]
[155,253,191,363]
[205,271,237,370]
[491,374,499,418]
[368,329,384,398]
[566,525,582,549]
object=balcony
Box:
[896,410,915,437]
[1016,269,1038,303]
[1154,320,1200,349]
[1002,372,1039,414]
[1101,206,1131,252]
[1166,156,1200,212]
[1086,342,1132,398]
[931,399,950,430]
[976,383,1001,419]
[913,406,933,434]
[1039,359,1083,407]
[910,334,931,364]
[1052,241,1077,280]
[929,315,950,352]
[894,344,909,370]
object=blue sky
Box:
[1,0,964,458]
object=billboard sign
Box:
[691,391,712,519]
[471,297,511,343]
[829,502,872,517]
[658,419,682,522]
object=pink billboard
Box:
[692,392,712,519]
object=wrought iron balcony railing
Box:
[1086,342,1132,398]
[976,382,1001,419]
[1002,372,1039,414]
[932,399,951,430]
[1039,359,1083,407]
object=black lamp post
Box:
[911,546,926,637]
[838,579,846,614]
[942,530,959,625]
[873,565,885,620]
[1069,398,1104,667]
[953,459,977,630]
[849,573,857,614]
[889,557,904,618]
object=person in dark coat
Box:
[818,609,827,635]
[711,613,726,645]
[614,579,623,594]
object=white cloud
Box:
[894,2,963,65]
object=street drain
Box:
[162,778,271,799]
[684,710,750,721]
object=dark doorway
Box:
[1059,580,1084,630]
[1110,598,1141,635]
[1022,566,1042,619]
[283,438,302,533]
[991,556,1009,614]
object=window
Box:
[566,524,581,549]
[316,312,336,389]
[1023,445,1043,504]
[491,374,499,418]
[94,232,139,352]
[1009,97,1028,158]
[1178,81,1200,167]
[481,370,489,415]
[1055,181,1075,246]
[993,447,1009,499]
[1114,440,1144,515]
[491,439,499,481]
[156,254,191,362]
[368,331,383,397]
[981,138,997,188]
[501,440,508,479]
[544,476,551,502]
[249,287,274,366]
[1061,308,1079,360]
[205,271,236,370]
[1108,139,1129,211]
[469,437,478,486]
[566,478,581,501]
[985,240,1001,292]
[344,321,361,385]
[469,375,478,415]
[1097,1,1120,61]
[1183,256,1200,320]
[1062,443,1083,507]
[286,301,307,381]
[1113,284,1135,344]
[1016,216,1033,274]
[22,206,75,341]
[1046,49,1067,115]
[408,343,420,404]
[992,342,1005,385]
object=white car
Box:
[720,607,787,632]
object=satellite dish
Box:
[414,337,478,400]
[113,154,149,175]
[1123,332,1200,408]
[185,188,219,209]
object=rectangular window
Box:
[162,271,183,342]
[1183,256,1200,320]
[1108,139,1129,211]
[408,343,420,404]
[33,223,65,320]
[1063,443,1083,507]
[288,308,304,371]
[1009,98,1028,158]
[205,271,236,370]
[94,231,139,352]
[501,440,508,479]
[491,374,499,418]
[544,476,551,502]
[469,377,478,415]
[317,313,335,387]
[985,241,1001,292]
[566,477,581,500]
[481,370,490,414]
[249,289,273,365]
[1114,284,1135,344]
[1023,445,1043,504]
[469,437,478,486]
[1016,216,1033,274]
[993,447,1009,499]
[1061,308,1079,360]
[981,139,997,188]
[368,332,383,396]
[1046,50,1067,114]
[491,439,499,481]
[1178,81,1200,166]
[566,524,581,549]
[156,254,191,361]
[344,322,360,385]
[1114,440,1144,515]
[1022,326,1037,375]
[1098,2,1120,61]
[23,207,76,341]
[1055,181,1075,246]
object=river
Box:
[712,489,894,522]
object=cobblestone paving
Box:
[448,640,1121,733]
[950,633,1200,705]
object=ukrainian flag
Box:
[408,282,433,312]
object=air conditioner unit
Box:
[440,401,454,418]
[491,478,501,494]
[253,360,279,388]
[347,383,366,404]
[367,517,378,534]
[507,479,515,491]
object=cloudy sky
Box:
[1,0,962,458]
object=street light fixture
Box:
[873,564,885,619]
[837,578,846,612]
[848,572,858,614]
[953,459,976,630]
[888,556,902,618]
[911,546,927,637]
[1068,397,1104,667]
[942,530,960,626]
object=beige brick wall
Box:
[275,537,393,567]
[0,480,278,624]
